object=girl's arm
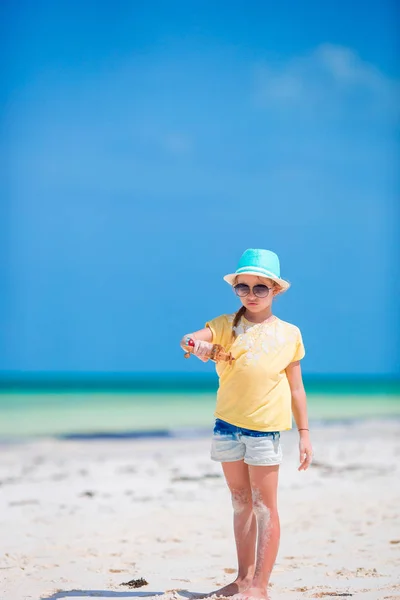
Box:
[180,327,213,361]
[286,361,313,471]
[180,327,213,348]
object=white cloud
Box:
[255,44,398,120]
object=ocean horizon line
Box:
[0,372,399,395]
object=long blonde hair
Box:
[232,306,246,337]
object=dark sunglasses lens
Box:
[234,284,250,297]
[253,285,270,297]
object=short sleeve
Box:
[292,328,305,362]
[205,314,233,348]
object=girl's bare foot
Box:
[231,586,269,600]
[209,578,252,598]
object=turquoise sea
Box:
[0,376,399,439]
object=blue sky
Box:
[1,1,399,376]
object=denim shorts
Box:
[211,418,282,466]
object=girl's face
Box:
[235,274,279,313]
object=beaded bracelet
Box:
[298,428,309,431]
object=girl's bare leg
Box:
[211,460,257,597]
[234,464,280,600]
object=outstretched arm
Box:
[180,327,213,362]
[180,327,213,347]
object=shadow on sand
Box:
[41,590,206,600]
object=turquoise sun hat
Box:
[223,248,290,291]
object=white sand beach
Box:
[1,420,400,600]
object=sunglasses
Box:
[233,283,271,298]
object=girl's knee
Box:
[231,487,252,514]
[251,488,278,519]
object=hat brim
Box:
[223,270,291,291]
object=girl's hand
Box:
[193,340,213,362]
[298,431,313,471]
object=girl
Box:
[180,248,313,600]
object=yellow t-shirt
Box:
[205,313,305,432]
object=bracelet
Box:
[298,428,309,431]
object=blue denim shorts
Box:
[211,418,282,466]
